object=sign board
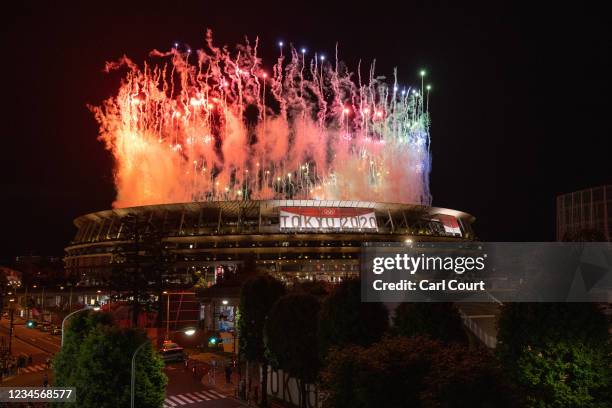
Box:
[436,214,462,236]
[279,207,378,231]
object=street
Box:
[1,317,243,406]
[164,362,243,408]
[0,317,61,354]
[1,316,55,387]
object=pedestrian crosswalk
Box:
[164,389,226,407]
[20,364,47,374]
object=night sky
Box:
[1,1,610,258]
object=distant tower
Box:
[556,185,611,241]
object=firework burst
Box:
[91,30,432,208]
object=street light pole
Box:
[61,302,101,347]
[8,299,14,355]
[131,341,148,408]
[132,327,196,407]
[164,292,170,340]
[41,286,45,320]
[24,285,28,320]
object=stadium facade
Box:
[65,200,475,332]
[556,185,612,241]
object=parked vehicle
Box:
[160,347,186,363]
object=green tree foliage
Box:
[318,279,388,355]
[53,311,114,387]
[497,303,611,407]
[238,274,285,407]
[321,336,517,408]
[393,302,467,343]
[266,294,320,407]
[53,312,166,408]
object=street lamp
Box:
[131,327,196,408]
[61,301,101,347]
[163,291,170,340]
[8,298,15,354]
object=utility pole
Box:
[8,304,14,355]
[165,293,170,340]
[24,285,28,320]
[69,286,73,312]
[41,286,45,321]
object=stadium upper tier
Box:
[68,200,475,246]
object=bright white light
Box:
[320,55,325,61]
[301,48,306,54]
[393,86,398,92]
[184,328,196,336]
[278,41,284,47]
[222,299,229,305]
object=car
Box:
[160,347,186,363]
[162,340,180,349]
[39,323,51,332]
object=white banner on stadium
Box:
[279,207,378,231]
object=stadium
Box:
[64,199,475,333]
[57,34,482,340]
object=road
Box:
[1,318,243,406]
[0,317,61,355]
[164,362,243,408]
[0,317,55,387]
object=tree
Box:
[53,311,115,387]
[266,294,320,408]
[73,327,166,407]
[421,342,519,407]
[497,303,611,407]
[318,279,388,355]
[321,336,517,408]
[53,312,166,408]
[393,302,467,343]
[108,213,167,327]
[238,274,286,407]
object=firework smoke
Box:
[91,30,432,208]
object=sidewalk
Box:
[189,351,239,396]
[188,352,290,407]
[1,354,51,383]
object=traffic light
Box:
[208,336,220,346]
[26,320,36,329]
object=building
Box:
[556,185,612,241]
[64,200,476,333]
